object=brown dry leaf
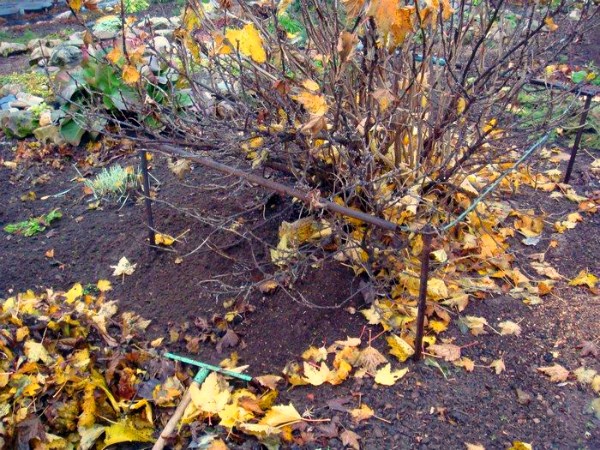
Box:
[254,375,282,390]
[579,340,599,358]
[538,364,569,382]
[340,429,361,449]
[337,31,358,63]
[460,316,488,336]
[356,345,387,371]
[350,404,374,423]
[168,158,192,179]
[429,343,461,362]
[258,280,278,294]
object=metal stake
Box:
[564,94,593,184]
[413,225,434,360]
[140,150,156,246]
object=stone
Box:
[151,36,171,54]
[49,45,83,67]
[38,110,52,127]
[34,125,64,145]
[27,38,61,51]
[0,83,24,97]
[154,29,174,39]
[16,92,44,107]
[0,95,16,110]
[140,17,172,30]
[29,45,51,65]
[0,42,27,57]
[53,11,72,21]
[1,110,37,138]
[66,37,84,47]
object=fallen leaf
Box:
[374,363,408,386]
[103,418,154,447]
[97,279,112,292]
[225,23,267,63]
[111,257,137,277]
[569,269,598,289]
[498,320,522,336]
[508,442,532,450]
[429,343,461,362]
[259,403,302,428]
[340,429,361,449]
[465,444,485,450]
[538,364,569,382]
[387,334,414,362]
[64,283,83,303]
[350,404,374,422]
[489,358,505,375]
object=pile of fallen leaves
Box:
[0,283,320,449]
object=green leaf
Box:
[60,119,86,146]
[571,70,587,84]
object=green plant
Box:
[124,0,150,13]
[84,165,139,201]
[3,209,62,237]
[0,72,53,98]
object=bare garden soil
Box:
[0,6,599,450]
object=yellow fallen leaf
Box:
[301,79,320,92]
[569,269,598,289]
[301,346,328,362]
[155,233,175,246]
[102,418,154,448]
[461,316,488,336]
[24,340,53,364]
[454,357,475,372]
[374,363,408,386]
[106,46,122,64]
[97,279,112,292]
[508,442,532,450]
[350,403,374,422]
[387,334,415,362]
[465,444,485,450]
[303,361,331,386]
[64,283,83,304]
[544,17,558,31]
[259,403,302,428]
[427,278,449,300]
[189,372,231,416]
[225,23,267,63]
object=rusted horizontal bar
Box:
[150,144,401,232]
[527,78,599,97]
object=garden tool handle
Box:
[152,368,209,450]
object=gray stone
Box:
[34,125,65,145]
[94,30,118,41]
[1,110,38,138]
[154,29,174,39]
[151,36,171,54]
[0,1,53,17]
[16,92,44,107]
[66,37,84,47]
[140,17,172,30]
[29,45,51,65]
[0,83,24,97]
[27,38,62,51]
[0,42,27,57]
[53,11,72,21]
[49,45,83,67]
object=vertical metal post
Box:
[413,225,434,361]
[140,150,156,246]
[564,94,592,184]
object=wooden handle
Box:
[152,384,195,450]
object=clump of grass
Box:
[4,209,62,236]
[0,72,53,99]
[84,165,139,201]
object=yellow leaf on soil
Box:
[301,346,328,362]
[111,257,136,277]
[387,334,415,362]
[189,372,231,415]
[427,278,449,300]
[259,403,302,428]
[97,279,112,292]
[350,404,374,422]
[569,269,598,289]
[24,340,53,364]
[508,442,532,450]
[490,358,505,375]
[64,283,83,304]
[103,418,154,448]
[461,316,488,336]
[374,363,408,386]
[303,361,331,386]
[225,23,267,64]
[155,233,175,246]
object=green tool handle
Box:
[165,352,253,382]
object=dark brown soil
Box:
[0,5,599,450]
